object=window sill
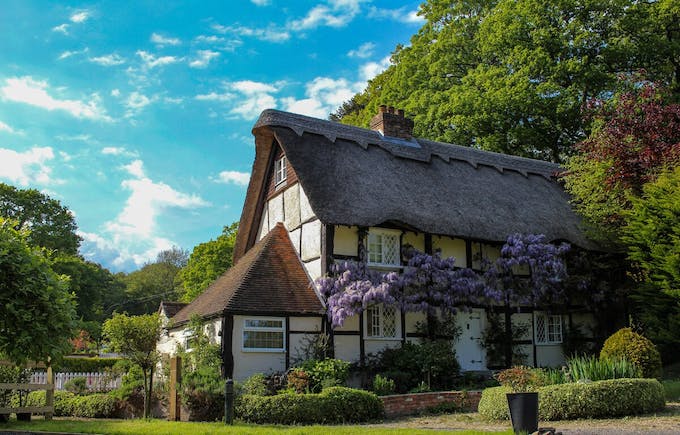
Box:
[364,337,402,342]
[241,348,286,353]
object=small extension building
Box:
[159,106,598,380]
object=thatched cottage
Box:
[158,107,598,380]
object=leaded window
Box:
[367,229,400,267]
[534,313,562,344]
[366,305,398,339]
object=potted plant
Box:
[495,366,540,434]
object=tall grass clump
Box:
[566,355,640,382]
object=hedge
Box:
[53,357,123,373]
[237,387,383,424]
[479,378,665,421]
[23,391,118,418]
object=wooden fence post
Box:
[45,359,54,421]
[168,356,181,421]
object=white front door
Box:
[454,308,486,371]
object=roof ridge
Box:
[254,109,559,178]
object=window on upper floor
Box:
[534,312,562,345]
[243,317,285,352]
[274,155,287,187]
[365,304,399,339]
[367,228,401,268]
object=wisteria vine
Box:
[315,233,571,327]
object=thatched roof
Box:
[173,223,323,325]
[235,109,596,261]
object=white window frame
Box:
[364,304,400,340]
[366,228,402,269]
[183,329,196,352]
[242,317,286,352]
[274,155,287,187]
[534,312,563,345]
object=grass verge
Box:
[2,418,512,435]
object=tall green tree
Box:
[103,313,161,418]
[337,0,679,162]
[0,218,76,363]
[179,222,238,302]
[119,248,188,314]
[0,183,81,254]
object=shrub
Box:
[65,377,89,395]
[479,378,665,421]
[368,340,460,393]
[372,374,395,396]
[23,391,74,417]
[662,380,680,401]
[240,373,268,396]
[237,386,383,424]
[287,369,311,393]
[600,328,662,378]
[69,394,118,418]
[54,357,122,373]
[297,359,350,392]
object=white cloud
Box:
[136,50,182,69]
[282,77,361,118]
[195,91,234,102]
[52,23,69,34]
[151,33,181,46]
[359,55,391,81]
[213,170,251,186]
[0,76,111,121]
[0,146,55,186]
[125,92,152,117]
[0,120,19,134]
[367,6,425,24]
[102,147,138,157]
[70,10,91,23]
[212,23,290,43]
[122,159,146,178]
[111,89,121,97]
[189,50,220,68]
[195,80,279,119]
[89,53,125,66]
[290,0,366,30]
[58,48,88,60]
[80,161,209,269]
[347,42,375,59]
[251,0,270,5]
[194,35,243,52]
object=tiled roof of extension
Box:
[172,223,323,325]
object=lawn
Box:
[2,418,513,435]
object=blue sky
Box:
[0,0,423,272]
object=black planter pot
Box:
[506,392,538,434]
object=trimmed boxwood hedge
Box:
[23,390,118,418]
[53,357,123,373]
[479,378,665,421]
[236,387,383,424]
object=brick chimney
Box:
[370,105,414,140]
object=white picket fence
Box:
[31,372,121,392]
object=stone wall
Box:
[381,391,482,418]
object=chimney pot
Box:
[379,104,387,113]
[388,106,395,114]
[397,109,404,117]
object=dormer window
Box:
[274,155,287,187]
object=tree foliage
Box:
[0,183,81,254]
[179,222,238,302]
[0,218,76,363]
[623,166,680,299]
[337,0,679,162]
[102,312,161,418]
[119,248,187,314]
